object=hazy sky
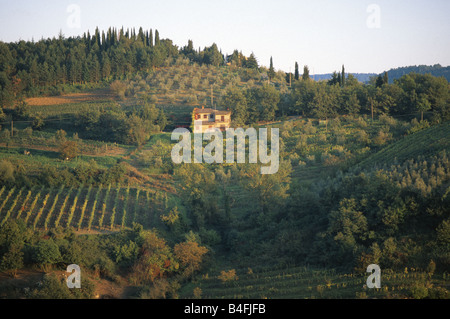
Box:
[0,0,449,74]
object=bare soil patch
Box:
[26,89,114,106]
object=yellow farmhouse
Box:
[193,106,231,133]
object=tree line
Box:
[0,26,262,110]
[1,26,448,126]
[221,68,449,125]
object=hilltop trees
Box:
[245,53,259,70]
[201,43,223,66]
[0,26,284,105]
[2,25,446,126]
[284,69,449,123]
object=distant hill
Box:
[312,64,450,84]
[311,73,376,83]
[382,64,450,83]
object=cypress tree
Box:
[341,65,345,87]
[302,65,310,81]
[155,29,160,46]
[138,27,145,44]
[375,74,384,88]
[383,71,389,84]
[95,27,101,48]
[101,31,106,50]
[294,62,299,81]
[268,56,275,80]
[149,29,153,47]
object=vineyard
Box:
[0,185,169,232]
[182,266,449,299]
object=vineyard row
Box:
[0,185,168,231]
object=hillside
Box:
[175,118,450,300]
[180,265,449,299]
[383,64,450,83]
[357,122,450,169]
[0,27,449,300]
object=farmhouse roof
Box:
[194,107,231,115]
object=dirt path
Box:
[0,142,127,157]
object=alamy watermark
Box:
[366,264,381,288]
[66,264,81,288]
[171,125,280,175]
[366,4,381,29]
[67,4,81,29]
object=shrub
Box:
[408,119,430,134]
[303,121,317,135]
[355,130,370,144]
[379,114,397,126]
[373,130,390,146]
[59,141,79,160]
[218,269,238,283]
[409,283,429,299]
[110,80,127,100]
[355,116,368,128]
[32,239,62,270]
[0,160,15,184]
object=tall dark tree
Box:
[341,65,345,87]
[294,62,300,81]
[149,29,154,47]
[375,74,384,88]
[203,43,223,66]
[383,71,389,85]
[245,53,258,70]
[154,29,160,47]
[302,65,310,81]
[268,56,275,81]
[328,71,340,86]
[138,27,145,45]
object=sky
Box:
[0,0,449,74]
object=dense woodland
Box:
[0,27,449,299]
